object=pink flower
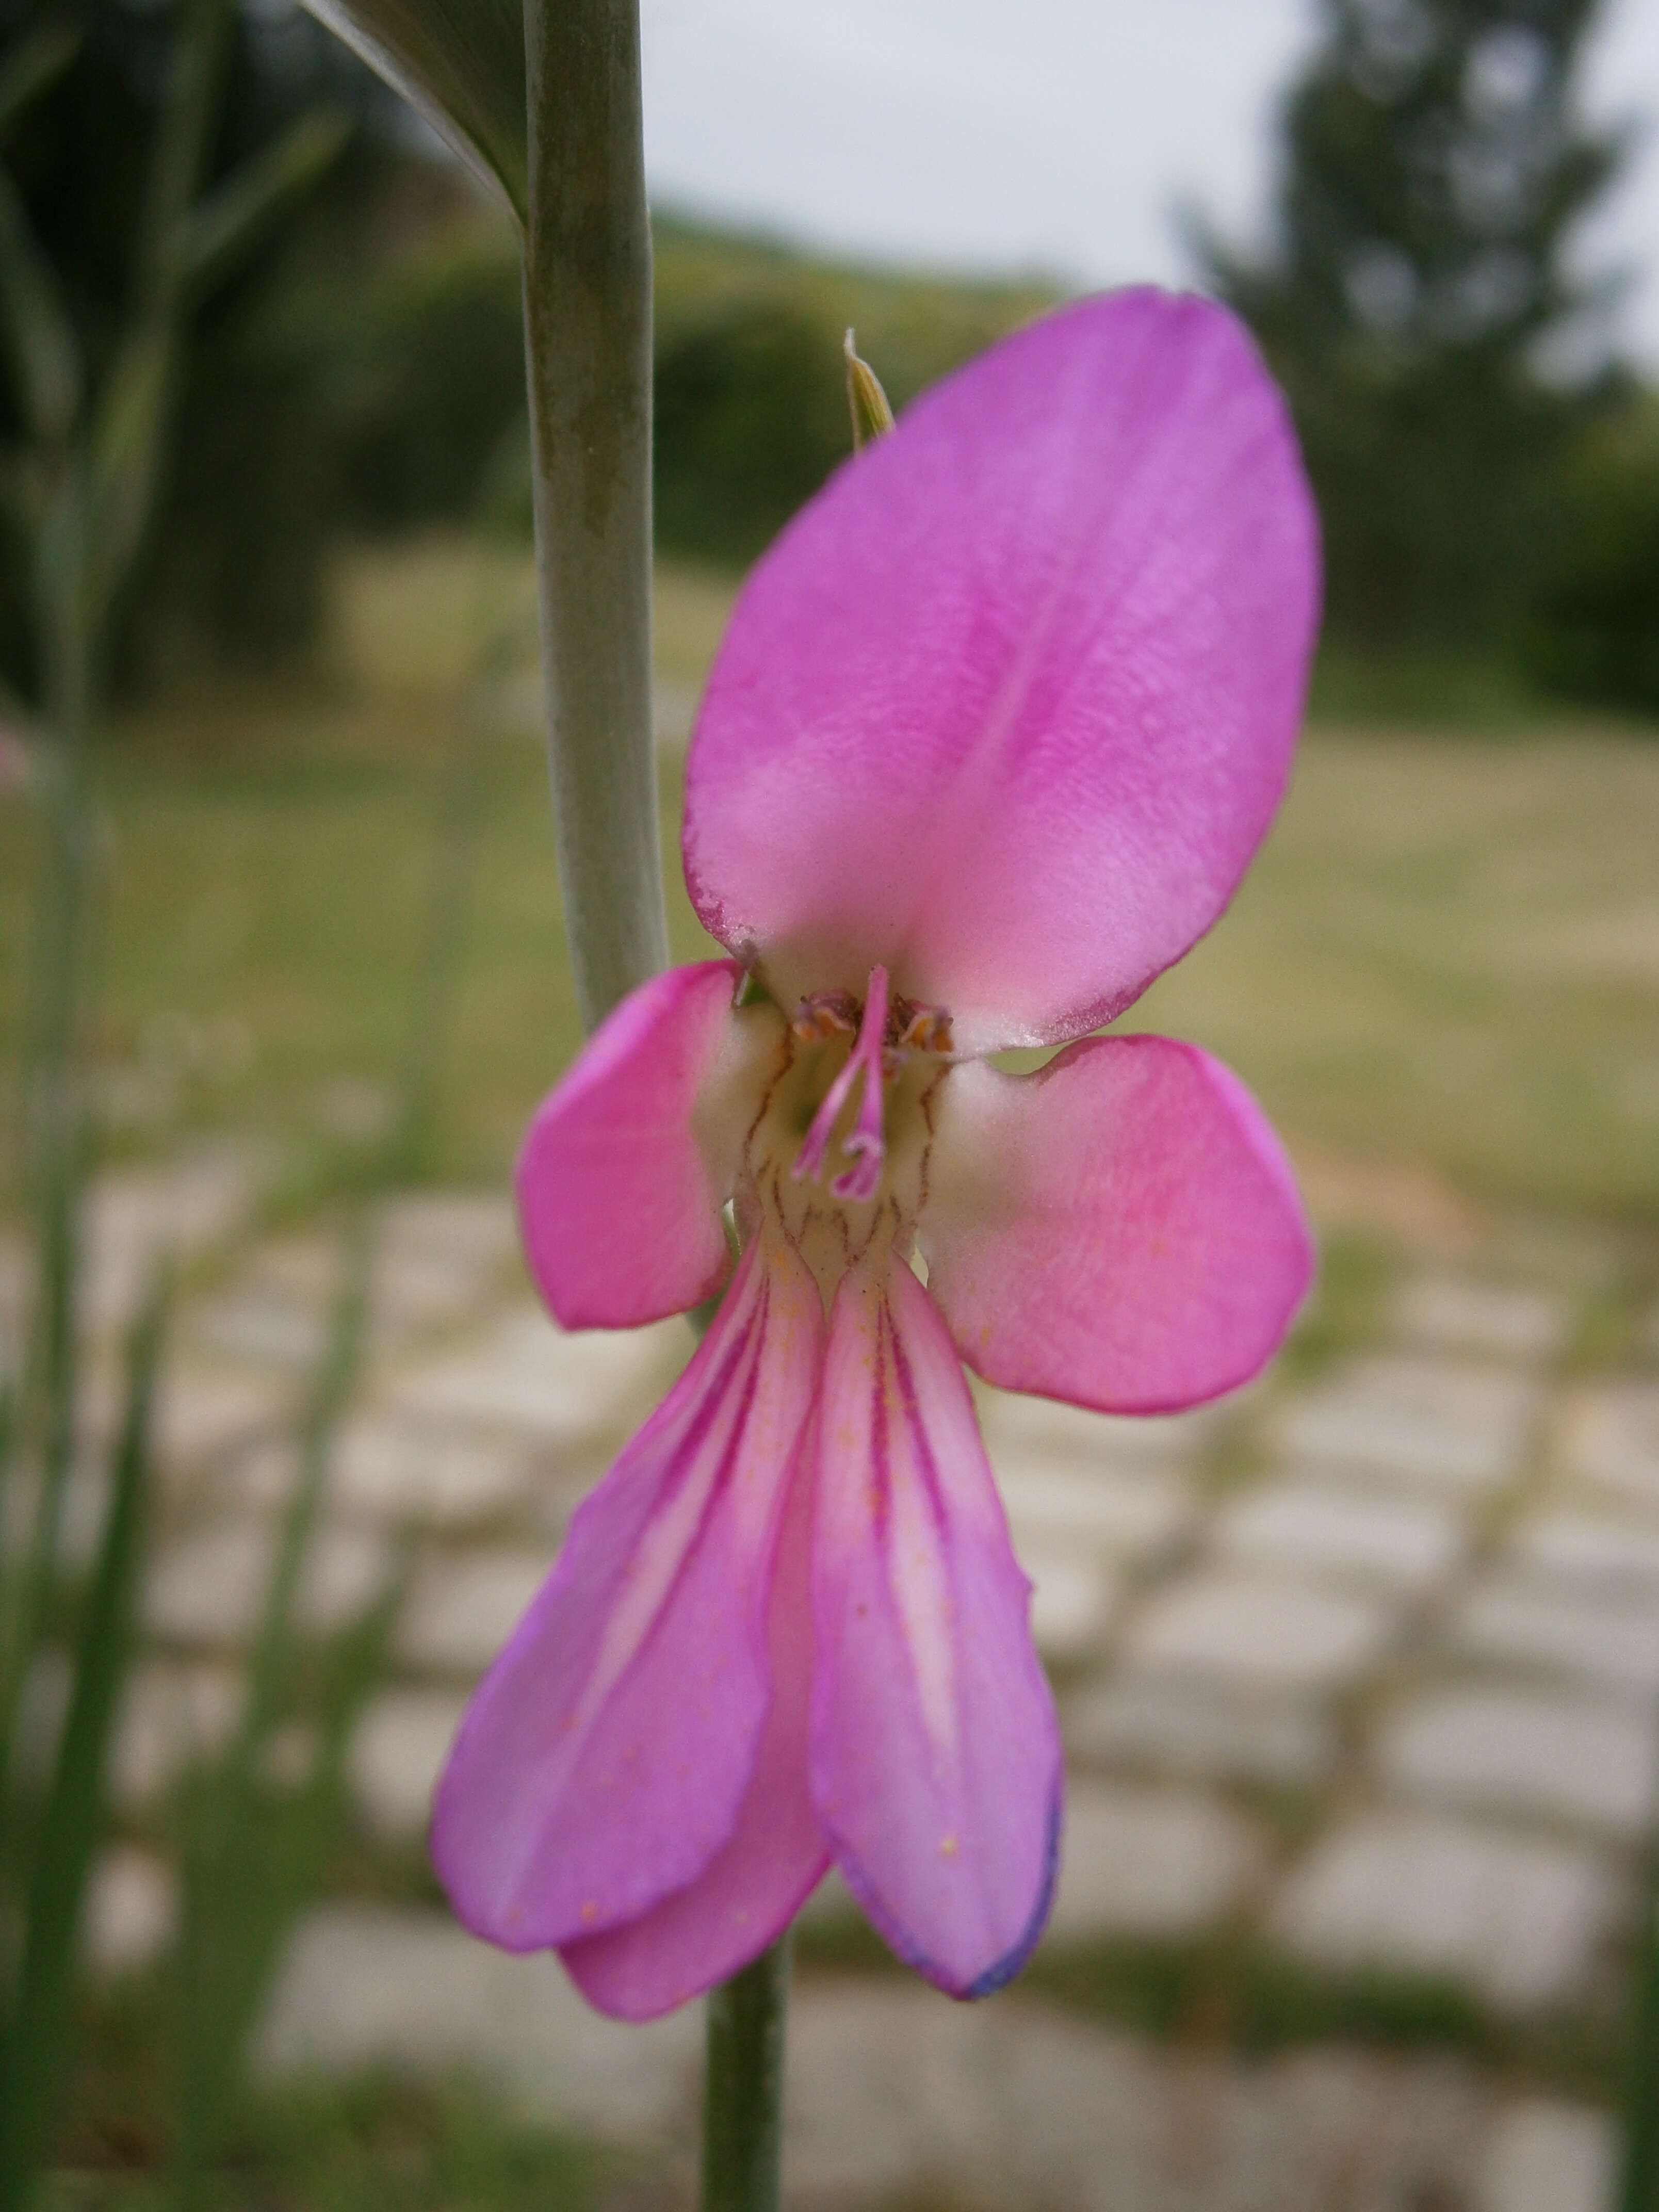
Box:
[431,289,1320,2020]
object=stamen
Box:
[893,998,955,1055]
[792,966,891,1199]
[791,990,860,1044]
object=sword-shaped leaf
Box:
[301,0,526,226]
[0,19,83,140]
[0,165,80,444]
[166,106,352,297]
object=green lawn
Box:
[4,535,1657,1225]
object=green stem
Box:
[522,0,667,1034]
[1618,1800,1659,2210]
[700,1934,791,2212]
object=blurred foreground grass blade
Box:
[244,1221,370,1750]
[0,165,81,448]
[0,1282,165,2212]
[300,0,527,225]
[172,1228,408,2210]
[1616,1798,1659,2210]
[165,106,351,301]
[0,19,82,141]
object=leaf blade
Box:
[301,0,526,227]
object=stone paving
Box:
[20,1145,1659,2206]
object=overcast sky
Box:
[640,0,1659,368]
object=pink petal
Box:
[517,959,773,1329]
[683,289,1319,1052]
[560,1449,828,2019]
[431,1237,824,1950]
[811,1260,1062,1997]
[920,1036,1313,1414]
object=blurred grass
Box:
[3,534,1658,1223]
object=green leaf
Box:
[0,165,80,444]
[0,1283,164,2211]
[300,0,526,227]
[0,20,83,141]
[166,107,351,298]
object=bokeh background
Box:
[4,1,1659,2205]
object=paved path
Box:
[15,1145,1657,2207]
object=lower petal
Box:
[921,1036,1313,1414]
[431,1235,823,1950]
[560,1446,828,2019]
[811,1261,1061,1999]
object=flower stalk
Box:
[523,0,667,1033]
[522,0,781,2192]
[700,1935,791,2212]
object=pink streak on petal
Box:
[811,1261,1062,1998]
[517,959,751,1330]
[684,289,1319,1053]
[431,1236,824,1950]
[920,1037,1314,1416]
[560,1442,827,2019]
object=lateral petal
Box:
[518,959,779,1329]
[560,1445,828,2019]
[431,1237,823,1950]
[811,1261,1062,1998]
[921,1037,1313,1414]
[683,289,1318,1051]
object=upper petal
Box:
[431,1237,823,1950]
[811,1260,1062,1998]
[683,289,1319,1051]
[920,1036,1313,1414]
[518,959,776,1329]
[559,1439,828,2020]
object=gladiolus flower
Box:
[432,288,1320,2020]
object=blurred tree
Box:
[1523,385,1659,710]
[1200,0,1628,653]
[0,0,386,692]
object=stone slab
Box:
[80,1145,264,1339]
[1214,1480,1466,1592]
[257,1911,1526,2208]
[1562,1382,1659,1501]
[112,1661,243,1806]
[1063,1673,1335,1787]
[1480,2101,1615,2212]
[978,1386,1217,1470]
[1509,1509,1659,1597]
[155,1365,295,1474]
[380,1308,684,1444]
[395,1548,548,1675]
[1277,1357,1538,1492]
[1392,1276,1569,1365]
[143,1519,392,1648]
[793,1988,1492,2210]
[1123,1572,1397,1694]
[998,1462,1193,1566]
[83,1845,177,1977]
[1378,1685,1658,1838]
[376,1190,516,1271]
[330,1419,536,1530]
[255,1904,699,2137]
[1273,1809,1616,2008]
[348,1687,468,1839]
[1019,1542,1116,1662]
[1046,1780,1261,1943]
[186,1236,337,1372]
[1452,1574,1659,1698]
